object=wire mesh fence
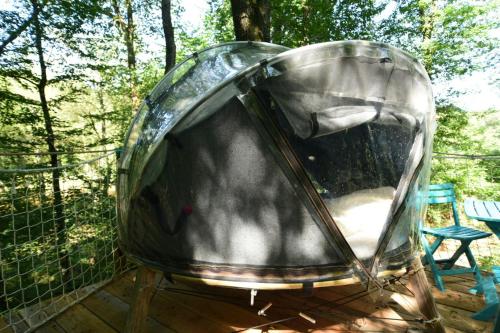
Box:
[0,151,130,332]
[426,153,499,269]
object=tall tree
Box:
[418,0,437,74]
[161,0,176,73]
[31,0,69,286]
[0,0,104,289]
[229,0,270,41]
[110,0,139,109]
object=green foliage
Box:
[433,105,472,151]
[271,1,382,47]
[377,0,499,82]
[271,0,336,47]
[433,1,498,78]
[431,106,499,200]
[205,0,234,43]
[0,169,118,311]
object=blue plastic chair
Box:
[420,183,492,292]
[472,275,499,324]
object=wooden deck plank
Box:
[105,275,232,333]
[52,304,117,333]
[279,289,416,332]
[425,269,500,292]
[158,278,347,332]
[156,284,287,331]
[34,321,66,333]
[81,289,174,333]
[12,266,494,333]
[109,272,492,332]
[430,284,486,312]
[0,316,14,333]
[237,291,352,332]
[436,303,493,333]
[313,285,424,331]
[400,275,486,313]
[390,282,493,333]
[124,272,304,332]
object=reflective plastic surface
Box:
[119,42,289,233]
[117,41,436,287]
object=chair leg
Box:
[464,246,485,295]
[442,241,470,270]
[422,235,443,265]
[429,236,444,255]
[421,234,446,291]
[494,310,500,333]
[493,266,500,284]
[471,276,499,322]
[471,303,499,321]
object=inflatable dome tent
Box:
[117,41,436,290]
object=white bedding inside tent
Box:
[324,186,395,259]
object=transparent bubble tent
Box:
[117,41,436,290]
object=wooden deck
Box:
[26,269,496,333]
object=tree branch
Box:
[0,6,39,57]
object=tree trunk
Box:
[125,0,138,110]
[302,3,310,45]
[124,0,136,71]
[230,0,270,42]
[111,0,139,110]
[161,0,176,74]
[418,0,437,76]
[32,0,70,290]
[97,90,112,197]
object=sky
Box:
[2,0,499,112]
[437,72,499,112]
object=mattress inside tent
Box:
[325,186,395,259]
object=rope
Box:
[0,151,115,174]
[0,148,122,156]
[3,149,496,159]
[157,280,381,333]
[433,152,500,160]
[433,151,500,158]
[405,266,425,278]
[365,312,441,325]
[421,316,442,324]
[226,272,442,333]
[231,287,377,332]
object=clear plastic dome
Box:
[117,41,435,289]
